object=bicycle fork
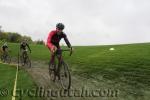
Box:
[56,61,62,80]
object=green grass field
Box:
[1,42,150,99]
[0,63,16,100]
[0,63,42,100]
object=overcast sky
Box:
[0,0,150,45]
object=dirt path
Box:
[25,61,119,100]
[8,58,147,100]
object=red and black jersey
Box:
[46,30,71,49]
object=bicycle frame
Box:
[52,49,72,68]
[49,48,72,90]
[54,48,72,57]
[18,49,31,68]
[53,49,71,71]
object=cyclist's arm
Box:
[46,31,55,49]
[63,34,71,48]
[26,44,31,52]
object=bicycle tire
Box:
[60,61,71,90]
[25,57,31,68]
[18,55,26,69]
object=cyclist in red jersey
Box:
[46,23,72,67]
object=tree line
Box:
[0,26,44,44]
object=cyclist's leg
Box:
[49,50,56,74]
[20,50,23,58]
[5,49,9,57]
[21,50,25,65]
[3,50,7,60]
[23,50,26,58]
[48,45,55,64]
[56,49,62,78]
[50,53,55,64]
[24,50,28,62]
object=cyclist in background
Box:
[20,39,31,64]
[1,42,9,57]
[2,42,8,52]
[20,39,31,53]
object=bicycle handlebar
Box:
[58,49,73,56]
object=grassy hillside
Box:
[2,42,150,99]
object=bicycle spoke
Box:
[60,62,71,90]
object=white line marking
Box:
[12,65,19,100]
[0,61,19,100]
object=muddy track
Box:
[8,58,119,100]
[24,61,118,100]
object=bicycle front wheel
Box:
[60,61,71,90]
[25,57,31,68]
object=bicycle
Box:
[0,50,11,64]
[18,49,31,68]
[49,48,72,90]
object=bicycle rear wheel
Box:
[25,57,31,68]
[5,55,11,64]
[60,61,71,90]
[49,62,56,81]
